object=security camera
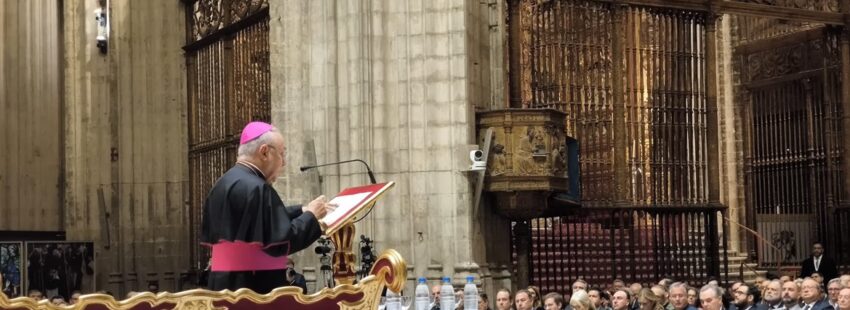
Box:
[470,150,483,162]
[469,150,486,171]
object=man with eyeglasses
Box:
[836,288,850,310]
[731,283,767,310]
[799,279,834,310]
[826,279,842,309]
[201,121,336,293]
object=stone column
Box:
[270,0,498,287]
[717,14,742,253]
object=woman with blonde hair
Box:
[570,289,596,310]
[636,288,664,310]
[528,286,544,310]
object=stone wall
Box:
[63,0,189,295]
[269,0,513,295]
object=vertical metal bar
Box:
[803,79,820,242]
[612,2,628,205]
[836,5,850,214]
[722,208,730,284]
[625,209,640,281]
[704,12,720,207]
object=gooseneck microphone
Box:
[299,159,377,184]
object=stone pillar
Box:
[717,14,742,253]
[269,0,502,287]
[64,0,188,296]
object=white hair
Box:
[237,127,279,158]
[699,284,723,299]
[570,289,595,310]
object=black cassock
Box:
[201,164,322,293]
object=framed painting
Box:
[0,242,23,297]
[25,242,95,299]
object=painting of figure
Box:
[1,242,23,297]
[25,242,95,300]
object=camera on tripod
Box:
[315,237,335,288]
[315,237,334,271]
[357,235,376,279]
[359,235,374,261]
[315,238,333,256]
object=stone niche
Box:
[476,109,578,220]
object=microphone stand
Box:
[299,159,378,285]
[300,159,377,184]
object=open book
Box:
[320,182,395,235]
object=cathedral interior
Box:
[1,0,850,308]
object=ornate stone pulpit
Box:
[477,109,579,219]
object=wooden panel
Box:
[0,0,63,231]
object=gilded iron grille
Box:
[517,0,615,205]
[184,0,270,270]
[507,0,721,290]
[509,0,708,206]
[622,8,707,206]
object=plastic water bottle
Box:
[386,289,402,310]
[463,276,478,310]
[440,277,455,310]
[415,277,431,310]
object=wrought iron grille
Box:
[184,0,271,269]
[512,207,728,294]
[737,28,844,267]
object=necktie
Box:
[803,304,811,310]
[815,257,820,270]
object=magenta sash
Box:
[208,240,289,272]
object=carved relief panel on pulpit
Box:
[477,109,578,219]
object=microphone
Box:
[300,159,377,184]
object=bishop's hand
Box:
[305,195,335,219]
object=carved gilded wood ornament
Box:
[0,250,406,310]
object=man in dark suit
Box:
[800,243,839,282]
[670,283,698,310]
[799,279,834,310]
[731,283,769,310]
[285,260,307,294]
